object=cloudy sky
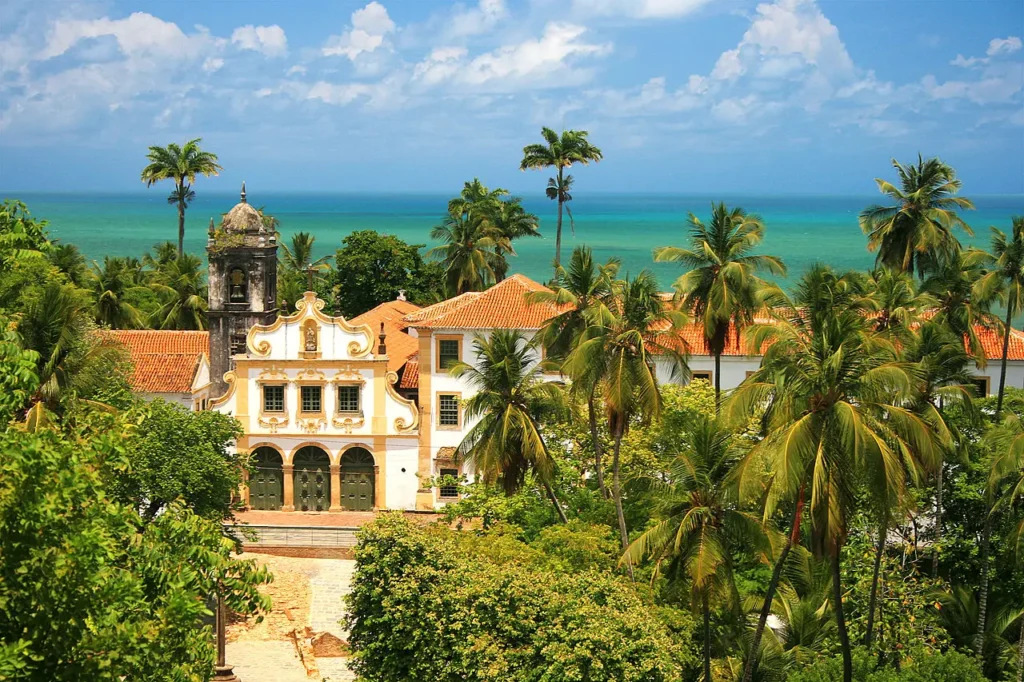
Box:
[1,0,1021,194]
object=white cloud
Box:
[447,0,507,39]
[323,2,395,60]
[987,36,1022,56]
[709,0,854,83]
[286,64,307,76]
[40,11,218,60]
[203,57,224,72]
[572,0,714,19]
[922,66,1023,105]
[415,22,611,89]
[951,53,988,68]
[231,24,287,57]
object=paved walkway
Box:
[234,509,439,528]
[226,554,358,681]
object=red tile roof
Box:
[399,356,419,389]
[350,299,422,372]
[975,325,1024,361]
[101,330,208,393]
[402,274,568,330]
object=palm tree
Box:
[654,202,786,411]
[861,268,933,342]
[428,206,506,295]
[622,416,766,682]
[564,271,688,558]
[971,217,1024,417]
[728,265,934,682]
[149,254,208,330]
[47,243,87,287]
[529,246,620,496]
[859,155,974,277]
[87,257,146,329]
[450,330,568,521]
[486,196,540,282]
[520,128,603,272]
[143,241,180,273]
[279,232,331,310]
[140,139,222,258]
[922,250,998,368]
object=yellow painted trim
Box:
[384,371,419,433]
[374,435,386,509]
[435,334,463,373]
[373,365,387,433]
[286,441,334,465]
[209,370,237,409]
[235,366,250,433]
[246,291,374,358]
[436,390,463,430]
[417,330,433,509]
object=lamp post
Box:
[213,593,240,681]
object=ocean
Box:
[8,191,1023,289]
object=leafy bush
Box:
[788,648,986,682]
[347,514,697,682]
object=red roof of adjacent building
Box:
[402,274,568,330]
[399,356,419,389]
[101,330,208,394]
[350,299,422,372]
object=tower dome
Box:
[221,182,265,234]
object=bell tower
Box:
[207,182,278,397]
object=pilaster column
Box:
[373,465,383,510]
[241,469,251,509]
[415,330,435,511]
[329,463,342,512]
[282,464,295,511]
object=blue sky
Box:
[1,0,1022,194]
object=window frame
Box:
[336,384,362,414]
[299,384,323,414]
[436,392,462,430]
[438,467,460,499]
[971,375,990,397]
[262,384,286,414]
[691,370,713,384]
[436,335,463,372]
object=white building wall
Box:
[970,361,1024,396]
[140,392,194,409]
[385,439,420,510]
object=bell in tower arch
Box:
[229,268,247,302]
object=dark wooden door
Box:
[250,467,283,510]
[342,471,374,511]
[293,446,331,512]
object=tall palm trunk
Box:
[587,393,608,498]
[543,481,568,523]
[176,180,186,259]
[864,514,889,647]
[611,428,633,580]
[702,590,712,682]
[831,544,853,682]
[1015,617,1024,682]
[997,303,1014,417]
[932,463,943,578]
[742,488,804,682]
[554,167,564,272]
[974,514,992,657]
[714,351,722,414]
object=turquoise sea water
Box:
[7,191,1023,289]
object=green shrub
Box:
[346,514,697,682]
[788,649,986,682]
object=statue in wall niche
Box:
[304,322,318,352]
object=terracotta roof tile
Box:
[402,274,567,330]
[975,326,1024,361]
[350,299,422,372]
[399,357,419,389]
[101,330,208,393]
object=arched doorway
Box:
[249,447,283,511]
[340,447,375,511]
[293,446,331,512]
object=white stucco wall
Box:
[385,439,420,510]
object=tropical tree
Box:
[487,196,540,282]
[529,246,620,496]
[143,241,179,273]
[622,416,766,682]
[564,271,688,558]
[279,232,331,309]
[87,257,146,329]
[922,250,998,368]
[520,128,603,271]
[859,154,974,277]
[450,330,568,521]
[428,205,506,295]
[149,254,208,330]
[0,199,50,266]
[971,216,1024,417]
[728,265,935,682]
[140,138,222,258]
[654,202,786,410]
[861,268,933,341]
[47,243,88,287]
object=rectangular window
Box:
[337,385,361,413]
[230,333,247,356]
[301,385,322,413]
[438,339,460,370]
[439,468,459,498]
[263,385,284,413]
[692,371,712,383]
[972,377,990,397]
[438,394,460,427]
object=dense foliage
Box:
[347,514,697,682]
